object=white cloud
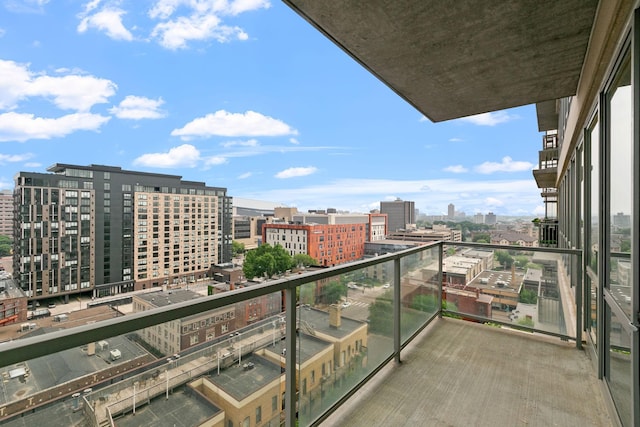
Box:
[5,0,49,13]
[77,2,134,41]
[459,111,517,126]
[28,75,117,112]
[133,144,200,168]
[474,156,534,174]
[238,172,252,179]
[221,138,259,148]
[172,110,298,140]
[24,162,41,168]
[443,165,468,173]
[109,96,166,119]
[532,205,546,216]
[448,137,463,142]
[148,0,270,19]
[484,197,504,207]
[0,153,33,163]
[275,166,317,179]
[0,112,110,142]
[204,156,227,166]
[289,137,300,144]
[0,28,5,38]
[0,60,117,112]
[147,0,269,49]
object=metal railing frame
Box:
[0,241,582,426]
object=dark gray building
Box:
[14,164,232,303]
[380,199,415,232]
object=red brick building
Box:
[262,214,387,267]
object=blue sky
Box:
[0,0,544,217]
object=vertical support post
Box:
[285,289,297,427]
[394,257,401,363]
[133,382,136,415]
[166,369,169,400]
[575,251,583,350]
[438,243,444,317]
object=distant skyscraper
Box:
[448,203,455,220]
[485,212,497,225]
[380,199,415,232]
[474,213,484,224]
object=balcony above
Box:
[533,167,558,189]
[283,0,598,122]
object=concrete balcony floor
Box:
[323,318,614,427]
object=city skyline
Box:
[0,1,543,216]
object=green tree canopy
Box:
[368,292,393,335]
[0,235,10,257]
[242,243,294,279]
[324,280,347,305]
[519,288,538,304]
[495,250,514,269]
[292,253,316,268]
[410,294,438,313]
[232,241,245,257]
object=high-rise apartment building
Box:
[14,164,232,303]
[380,199,415,232]
[447,203,455,220]
[0,190,13,238]
[485,212,497,225]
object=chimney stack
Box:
[329,304,341,329]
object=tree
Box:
[514,255,529,269]
[472,233,490,243]
[324,280,347,305]
[410,294,438,313]
[232,241,245,257]
[0,235,10,257]
[368,292,393,335]
[495,250,514,269]
[519,288,538,304]
[292,253,316,268]
[242,243,293,279]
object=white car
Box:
[382,283,390,289]
[341,301,351,308]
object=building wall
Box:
[264,222,368,267]
[14,164,232,302]
[133,191,218,290]
[0,190,13,238]
[193,375,284,427]
[380,200,415,232]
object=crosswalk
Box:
[344,300,369,308]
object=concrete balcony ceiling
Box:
[533,167,558,189]
[283,0,598,122]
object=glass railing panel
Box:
[297,261,395,426]
[606,306,632,427]
[443,246,577,339]
[609,253,632,320]
[400,245,440,342]
[0,288,285,427]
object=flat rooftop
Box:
[0,330,148,406]
[266,333,333,365]
[297,306,366,339]
[324,318,613,426]
[114,384,221,427]
[207,354,281,402]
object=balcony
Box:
[0,242,617,426]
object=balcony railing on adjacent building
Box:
[0,241,597,427]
